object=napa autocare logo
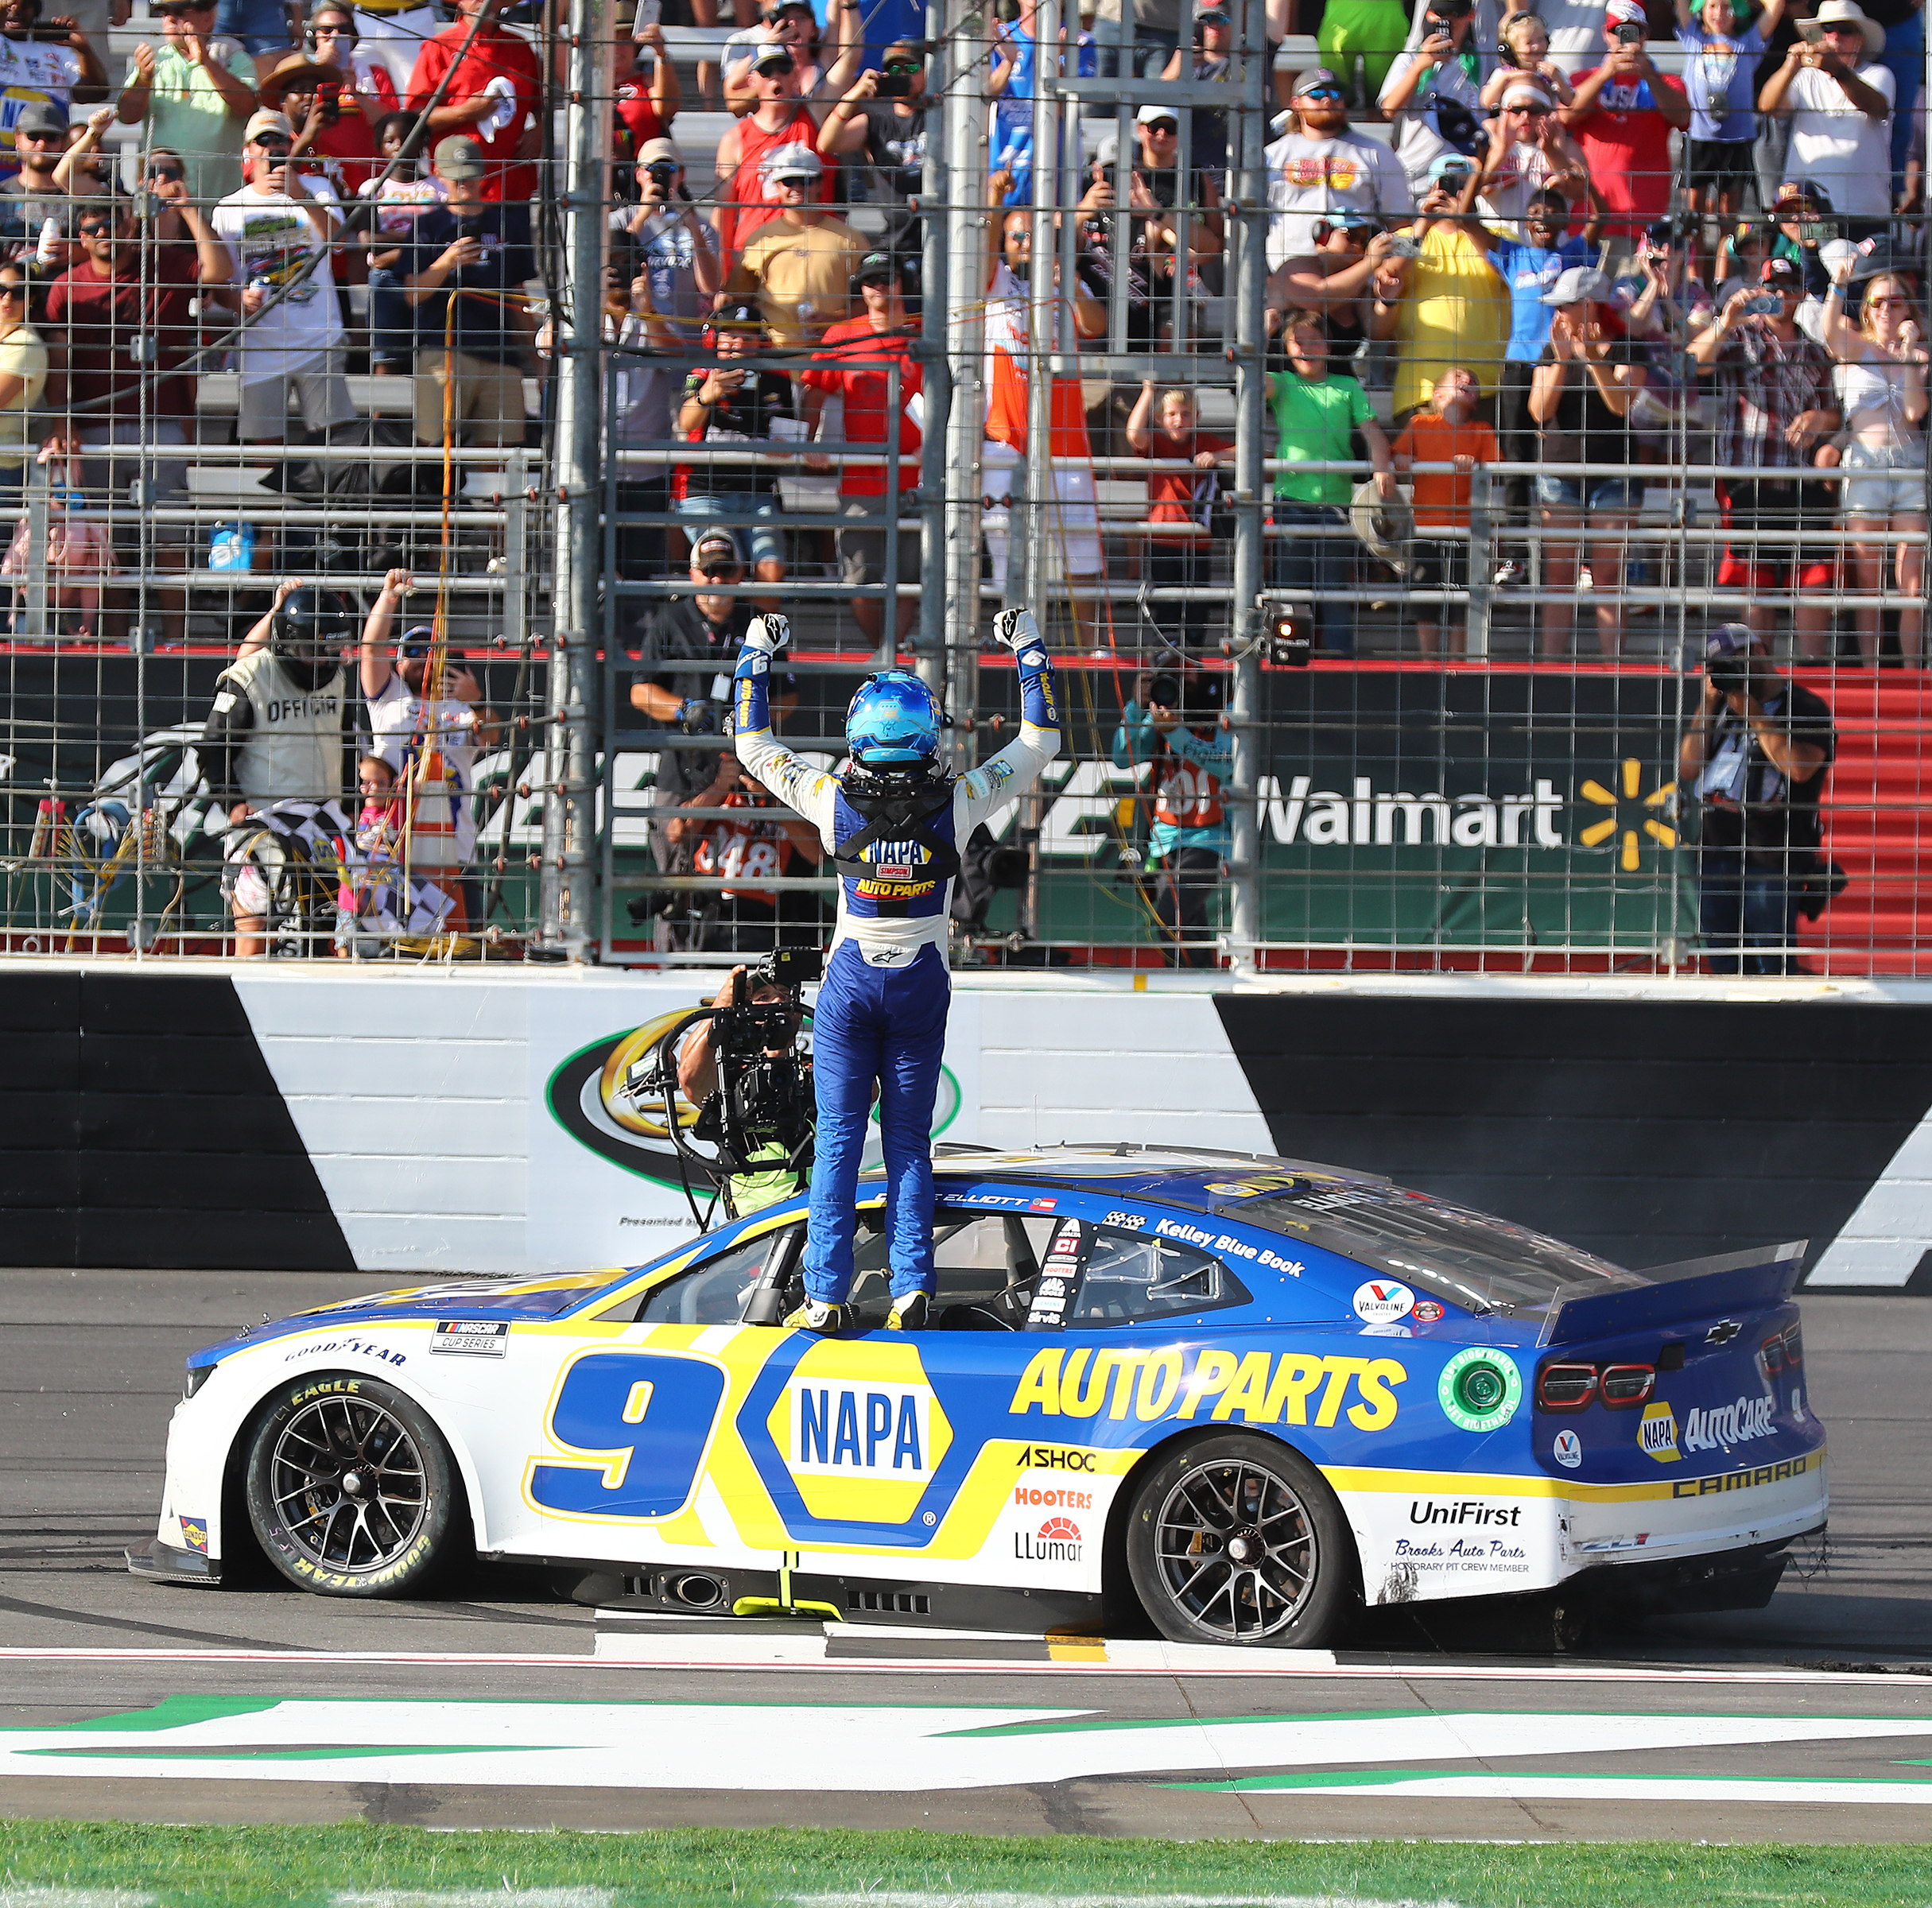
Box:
[1016,1515,1081,1562]
[1007,1347,1404,1431]
[1683,1394,1776,1454]
[1639,1402,1681,1463]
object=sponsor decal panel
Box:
[431,1320,509,1356]
[1007,1347,1405,1430]
[282,1337,407,1367]
[1682,1393,1776,1454]
[1353,1280,1414,1325]
[1552,1428,1583,1470]
[1016,1515,1082,1563]
[1639,1402,1681,1463]
[1407,1498,1524,1528]
[1411,1300,1445,1324]
[179,1517,209,1554]
[1437,1348,1522,1433]
[1017,1444,1096,1472]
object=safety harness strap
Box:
[832,781,963,882]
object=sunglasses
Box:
[0,282,25,297]
[77,222,117,236]
[1298,85,1344,100]
[1511,101,1554,113]
[148,162,184,180]
[251,138,291,153]
[771,172,814,187]
[312,21,356,35]
[1868,295,1913,308]
[697,564,743,579]
[883,56,920,72]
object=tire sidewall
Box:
[244,1371,461,1598]
[1125,1430,1357,1649]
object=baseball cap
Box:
[692,528,743,568]
[750,40,795,71]
[852,249,899,282]
[1326,209,1380,231]
[1290,64,1344,97]
[1427,149,1476,183]
[708,299,763,331]
[243,107,294,143]
[759,138,822,180]
[433,134,487,179]
[1604,0,1646,21]
[637,136,678,166]
[14,101,65,138]
[1760,256,1804,288]
[398,624,436,657]
[1705,622,1763,662]
[1542,264,1611,306]
[1776,176,1833,210]
[1499,81,1551,107]
[1135,103,1181,126]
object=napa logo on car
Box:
[1639,1402,1681,1463]
[768,1340,953,1524]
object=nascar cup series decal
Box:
[1437,1348,1522,1433]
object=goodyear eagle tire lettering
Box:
[243,1372,468,1599]
[1125,1432,1356,1648]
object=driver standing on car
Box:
[731,605,1059,1335]
[200,579,355,956]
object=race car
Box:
[130,1147,1828,1648]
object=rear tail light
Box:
[1536,1361,1598,1412]
[1760,1334,1787,1375]
[1599,1363,1655,1410]
[1783,1321,1803,1367]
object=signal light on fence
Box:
[1598,1363,1656,1410]
[1535,1361,1598,1412]
[1266,607,1311,668]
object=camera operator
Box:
[675,963,816,1217]
[1678,622,1836,975]
[631,529,797,894]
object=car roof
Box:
[929,1143,1384,1214]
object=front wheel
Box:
[244,1373,467,1596]
[1125,1433,1355,1648]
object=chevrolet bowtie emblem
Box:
[1705,1320,1742,1345]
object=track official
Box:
[731,607,1059,1332]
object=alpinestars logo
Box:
[1016,1515,1082,1562]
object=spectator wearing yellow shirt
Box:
[719,142,867,348]
[1371,151,1510,427]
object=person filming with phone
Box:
[1679,623,1835,975]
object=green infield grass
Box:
[3,1822,1932,1906]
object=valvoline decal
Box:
[1007,1347,1405,1431]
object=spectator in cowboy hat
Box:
[1759,1,1895,234]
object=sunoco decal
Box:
[1007,1348,1403,1430]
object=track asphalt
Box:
[2,1270,1930,1841]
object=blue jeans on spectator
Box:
[1097,19,1178,77]
[365,265,414,373]
[1698,849,1801,975]
[1878,8,1923,200]
[1269,500,1355,657]
[674,491,785,571]
[215,0,288,55]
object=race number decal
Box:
[528,1352,726,1519]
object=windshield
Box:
[1228,1182,1643,1313]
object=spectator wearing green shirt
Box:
[1269,311,1395,657]
[116,0,258,206]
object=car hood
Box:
[184,1270,629,1371]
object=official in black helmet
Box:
[200,576,355,955]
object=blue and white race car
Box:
[131,1148,1826,1647]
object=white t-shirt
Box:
[211,180,347,383]
[357,171,448,240]
[1265,130,1414,270]
[1477,139,1567,238]
[0,36,83,150]
[1378,46,1487,195]
[1785,61,1895,218]
[368,673,480,865]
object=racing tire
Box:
[243,1372,467,1597]
[1125,1433,1355,1649]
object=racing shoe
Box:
[784,1299,851,1335]
[886,1290,932,1331]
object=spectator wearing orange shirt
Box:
[1392,366,1499,657]
[404,0,541,204]
[1125,380,1231,650]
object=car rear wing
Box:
[1538,1243,1807,1348]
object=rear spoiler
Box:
[1539,1243,1807,1348]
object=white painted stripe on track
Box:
[0,1892,158,1907]
[793,1896,1471,1908]
[334,1893,614,1907]
[0,1645,1911,1685]
[1237,1775,1932,1805]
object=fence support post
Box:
[1225,0,1268,978]
[540,0,609,961]
[1466,467,1492,659]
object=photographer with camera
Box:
[731,605,1059,1335]
[1111,668,1229,968]
[633,529,798,905]
[1679,622,1836,975]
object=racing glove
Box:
[994,607,1058,733]
[743,614,791,656]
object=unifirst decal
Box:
[1007,1348,1405,1432]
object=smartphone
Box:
[1386,234,1423,259]
[1612,21,1644,41]
[633,0,661,25]
[1798,219,1837,245]
[1741,293,1780,316]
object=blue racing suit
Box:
[732,649,1060,1301]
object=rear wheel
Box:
[244,1374,466,1596]
[1125,1433,1355,1648]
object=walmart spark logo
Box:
[1578,758,1676,871]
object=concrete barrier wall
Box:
[3,960,1927,1289]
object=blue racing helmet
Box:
[846,669,940,766]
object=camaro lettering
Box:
[1671,1452,1814,1497]
[1007,1348,1405,1431]
[1682,1394,1777,1454]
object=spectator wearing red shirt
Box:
[405,0,541,204]
[712,44,840,264]
[1125,381,1231,650]
[800,251,921,646]
[615,20,679,163]
[1560,1,1690,259]
[41,192,231,643]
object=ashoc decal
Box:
[1008,1348,1404,1430]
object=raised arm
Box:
[730,615,840,832]
[959,608,1061,826]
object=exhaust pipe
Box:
[669,1572,724,1609]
